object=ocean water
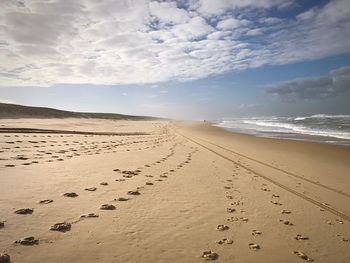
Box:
[215,114,350,146]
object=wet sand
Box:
[0,119,349,262]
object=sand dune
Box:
[0,119,349,262]
[0,103,161,120]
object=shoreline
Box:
[213,116,350,147]
[213,122,350,147]
[193,120,350,149]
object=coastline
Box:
[213,116,350,147]
[0,118,349,262]
[217,125,350,147]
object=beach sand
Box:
[0,119,349,262]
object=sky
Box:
[0,0,350,120]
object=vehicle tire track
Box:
[174,129,350,222]
[195,136,350,198]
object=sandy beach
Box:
[1,0,350,262]
[0,118,349,263]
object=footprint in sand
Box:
[145,182,153,185]
[326,220,334,225]
[15,156,28,160]
[115,179,126,182]
[201,250,219,260]
[216,225,229,231]
[14,236,39,246]
[335,219,344,224]
[336,234,349,242]
[50,222,71,232]
[80,213,99,218]
[116,197,129,201]
[280,219,294,226]
[281,209,291,214]
[0,253,10,263]
[100,182,108,186]
[232,201,243,206]
[0,222,4,229]
[293,251,313,261]
[248,243,261,250]
[227,208,236,213]
[127,190,140,195]
[15,208,33,215]
[227,217,239,222]
[85,187,97,191]
[100,204,116,210]
[39,199,53,204]
[5,164,15,167]
[271,201,283,206]
[217,238,233,245]
[252,230,262,236]
[295,234,309,240]
[63,192,78,198]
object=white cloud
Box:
[266,66,350,101]
[206,30,231,40]
[0,0,349,87]
[216,17,249,30]
[259,17,282,25]
[246,28,264,36]
[171,16,213,40]
[196,0,289,16]
[149,1,190,25]
[264,0,350,65]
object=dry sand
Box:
[0,119,349,262]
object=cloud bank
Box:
[266,66,350,101]
[0,0,350,86]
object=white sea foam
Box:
[215,115,350,142]
[310,114,350,118]
[294,117,306,121]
